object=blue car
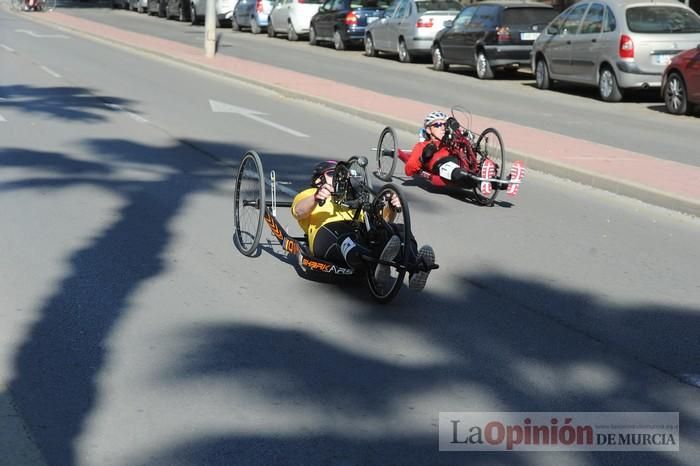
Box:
[232,0,275,34]
[310,0,390,51]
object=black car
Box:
[166,0,191,21]
[310,0,390,50]
[431,1,556,79]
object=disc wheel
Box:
[473,128,505,206]
[375,126,397,182]
[366,184,410,303]
[233,151,265,256]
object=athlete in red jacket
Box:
[405,111,478,188]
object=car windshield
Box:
[626,6,700,34]
[350,0,390,8]
[415,1,462,13]
[502,7,557,27]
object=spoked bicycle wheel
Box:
[233,150,265,256]
[11,0,23,11]
[473,127,505,206]
[375,126,397,182]
[41,0,56,11]
[366,183,410,303]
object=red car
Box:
[662,45,700,115]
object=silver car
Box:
[531,0,700,102]
[365,0,462,62]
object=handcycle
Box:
[11,0,56,11]
[373,106,525,206]
[233,151,438,303]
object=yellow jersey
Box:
[292,188,360,252]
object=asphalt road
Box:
[1,7,700,466]
[50,6,700,168]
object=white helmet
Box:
[423,111,448,128]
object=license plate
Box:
[520,32,540,41]
[653,54,672,66]
[367,16,378,24]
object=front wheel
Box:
[309,25,317,45]
[365,33,377,57]
[664,72,689,115]
[233,151,266,256]
[535,58,550,90]
[366,184,410,303]
[432,46,448,72]
[474,128,505,206]
[375,126,397,182]
[267,19,276,37]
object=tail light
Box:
[345,12,358,26]
[416,17,433,28]
[256,0,263,13]
[298,0,304,2]
[496,26,511,43]
[619,34,634,59]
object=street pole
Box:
[204,0,216,57]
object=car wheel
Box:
[288,21,299,41]
[309,25,317,45]
[267,19,276,37]
[178,2,186,21]
[251,17,262,34]
[231,14,240,30]
[432,46,448,71]
[535,58,550,90]
[333,30,345,51]
[158,0,166,17]
[190,5,198,25]
[475,51,494,79]
[664,72,688,115]
[398,38,412,63]
[599,66,623,102]
[365,33,377,57]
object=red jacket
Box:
[405,140,452,176]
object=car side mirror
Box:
[444,20,453,28]
[547,25,558,35]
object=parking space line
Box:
[40,65,62,78]
[1,44,15,53]
[104,103,149,123]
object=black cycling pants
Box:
[432,156,477,188]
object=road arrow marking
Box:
[209,100,309,138]
[15,29,69,39]
[0,44,15,53]
[40,65,61,78]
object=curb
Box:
[13,7,700,217]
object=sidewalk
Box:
[12,8,700,216]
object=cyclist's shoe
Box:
[506,160,526,196]
[341,237,370,270]
[409,245,435,292]
[480,159,496,195]
[374,235,401,287]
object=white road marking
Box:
[104,103,149,123]
[40,65,61,78]
[210,99,309,138]
[0,44,15,52]
[0,114,6,122]
[15,29,69,39]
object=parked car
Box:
[662,45,700,115]
[309,0,390,51]
[532,0,700,102]
[190,0,236,25]
[268,0,323,41]
[166,0,191,21]
[148,0,167,16]
[431,1,556,79]
[130,0,148,13]
[365,0,462,62]
[111,0,130,9]
[232,0,274,33]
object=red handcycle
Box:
[373,106,525,206]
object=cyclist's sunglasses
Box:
[430,122,446,128]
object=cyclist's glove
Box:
[420,143,438,163]
[446,117,460,133]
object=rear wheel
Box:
[287,21,299,41]
[366,184,410,304]
[365,33,377,57]
[309,25,318,45]
[398,39,412,63]
[599,66,623,102]
[333,30,346,51]
[664,72,689,115]
[535,58,550,90]
[178,3,186,21]
[233,151,266,256]
[474,128,505,206]
[432,45,448,71]
[251,17,262,34]
[375,126,397,182]
[475,51,494,79]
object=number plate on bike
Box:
[438,161,459,180]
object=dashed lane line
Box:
[104,103,149,123]
[40,65,61,78]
